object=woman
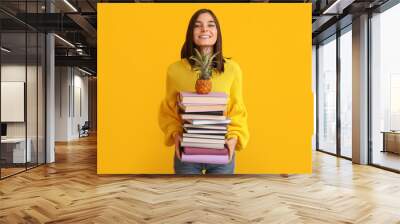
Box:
[159,9,249,174]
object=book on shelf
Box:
[182,137,225,144]
[181,114,226,120]
[183,128,227,134]
[183,124,227,130]
[182,133,226,139]
[185,119,231,125]
[180,141,225,149]
[184,147,229,155]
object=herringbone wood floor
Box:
[1,134,400,224]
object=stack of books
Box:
[178,91,230,164]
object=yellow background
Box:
[98,3,313,174]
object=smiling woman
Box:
[181,9,225,73]
[158,9,250,175]
[193,13,217,48]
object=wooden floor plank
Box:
[0,134,400,223]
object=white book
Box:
[183,133,226,139]
[186,119,231,125]
[180,142,225,149]
[182,137,225,144]
[184,128,227,134]
[183,124,227,130]
[181,114,226,120]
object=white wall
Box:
[72,73,89,138]
[1,65,38,137]
[55,67,89,141]
[1,63,46,164]
[55,67,70,141]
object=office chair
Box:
[79,121,90,138]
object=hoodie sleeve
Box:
[225,62,250,151]
[158,67,182,146]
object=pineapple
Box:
[190,48,219,94]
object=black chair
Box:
[79,121,90,138]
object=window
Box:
[317,35,337,154]
[0,1,46,179]
[371,3,400,171]
[339,28,352,158]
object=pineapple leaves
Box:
[189,48,220,80]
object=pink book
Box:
[179,92,228,104]
[184,147,229,155]
[178,102,227,113]
[180,103,226,106]
[180,92,227,98]
[181,153,229,164]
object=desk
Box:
[1,138,31,163]
[381,131,400,154]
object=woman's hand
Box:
[225,138,237,162]
[173,132,182,160]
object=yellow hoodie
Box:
[158,58,249,151]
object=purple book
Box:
[181,153,229,164]
[184,147,229,155]
[180,91,227,98]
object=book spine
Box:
[182,111,224,115]
[180,92,227,98]
[184,147,228,155]
[181,115,226,120]
[182,137,225,144]
[181,98,227,104]
[182,134,226,139]
[181,154,229,164]
[180,142,225,149]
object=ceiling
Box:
[0,0,97,73]
[0,0,396,74]
[311,0,390,43]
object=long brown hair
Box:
[181,9,225,73]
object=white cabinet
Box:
[1,138,32,163]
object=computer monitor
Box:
[1,123,7,137]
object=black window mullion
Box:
[367,11,373,165]
[316,45,319,151]
[336,29,341,157]
[36,0,39,168]
[43,0,48,165]
[44,32,47,164]
[24,0,28,171]
[0,22,2,179]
